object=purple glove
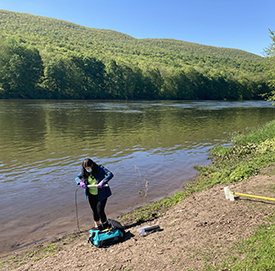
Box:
[97,181,104,188]
[79,181,86,189]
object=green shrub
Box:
[233,120,275,145]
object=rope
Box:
[75,187,81,232]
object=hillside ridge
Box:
[0,9,262,61]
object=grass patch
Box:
[25,243,60,262]
[14,261,25,268]
[232,120,275,145]
[204,223,275,271]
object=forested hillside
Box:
[0,9,272,100]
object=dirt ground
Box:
[2,167,275,271]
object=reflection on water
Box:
[0,99,275,254]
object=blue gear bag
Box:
[88,219,125,248]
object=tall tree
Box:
[43,55,82,98]
[0,41,43,98]
[142,67,163,99]
[71,54,106,99]
[264,29,275,93]
[105,59,124,98]
[162,69,193,100]
[258,29,275,102]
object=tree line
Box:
[0,40,271,100]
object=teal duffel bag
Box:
[88,219,125,248]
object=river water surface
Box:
[1,99,275,254]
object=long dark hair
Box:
[81,158,96,180]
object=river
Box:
[0,99,275,254]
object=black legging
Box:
[88,194,107,223]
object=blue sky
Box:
[1,0,274,56]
